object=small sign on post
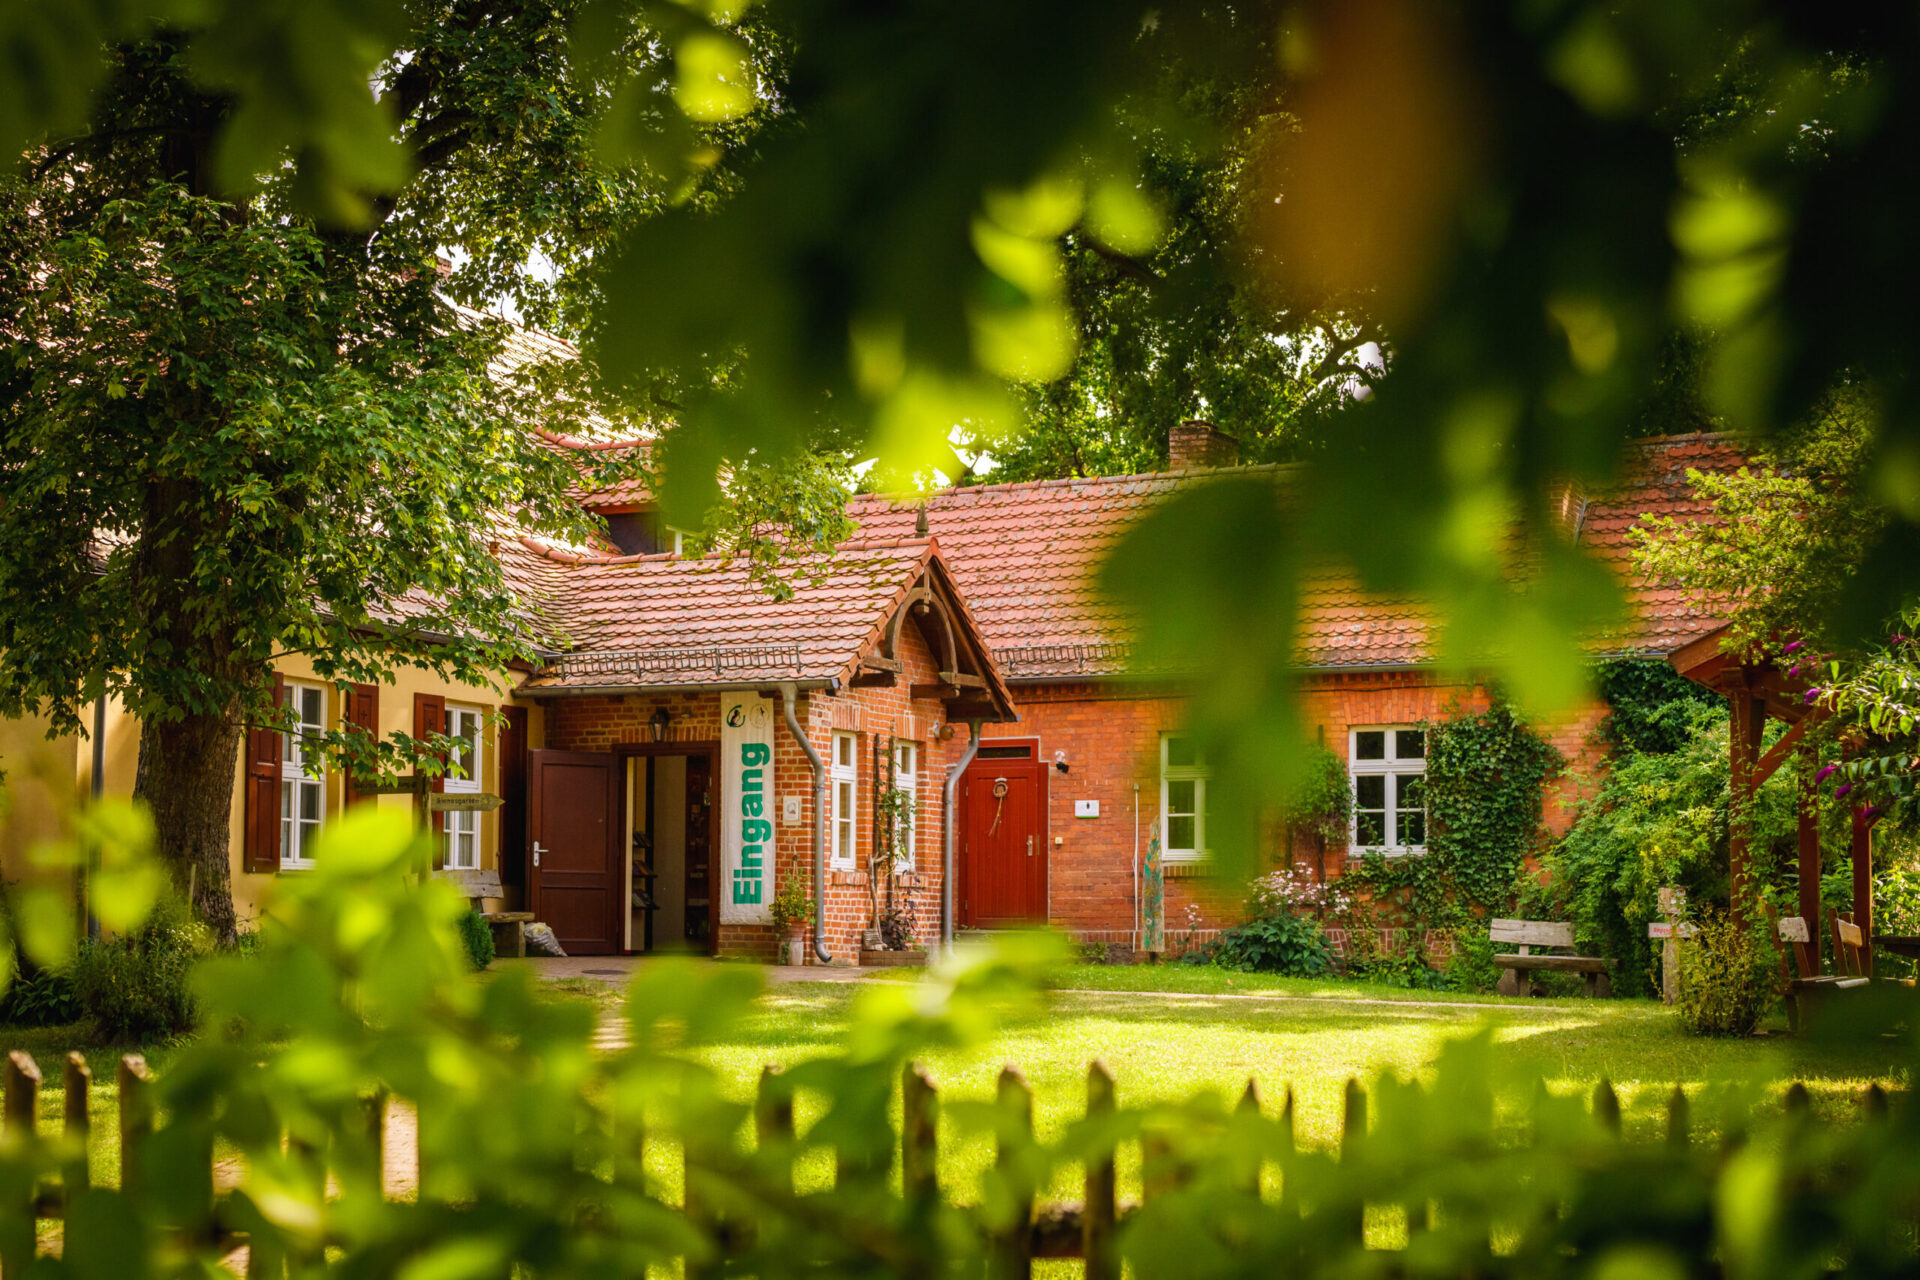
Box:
[1655,887,1690,1005]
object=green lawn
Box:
[687,972,1906,1203]
[6,966,1906,1210]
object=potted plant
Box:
[769,880,811,966]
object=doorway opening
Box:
[624,749,715,953]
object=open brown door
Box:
[528,749,620,955]
[960,744,1049,927]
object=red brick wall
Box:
[540,612,956,964]
[540,658,1618,958]
[979,671,1615,943]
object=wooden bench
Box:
[434,868,535,959]
[1772,912,1868,1032]
[1491,919,1611,997]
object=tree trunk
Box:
[134,707,244,944]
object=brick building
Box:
[0,407,1739,963]
[846,426,1744,951]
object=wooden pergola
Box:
[1670,626,1878,974]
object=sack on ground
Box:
[524,922,567,957]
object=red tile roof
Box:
[512,538,1014,716]
[845,433,1748,677]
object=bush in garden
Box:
[1444,928,1502,992]
[70,893,208,1042]
[1675,908,1775,1036]
[1211,910,1335,976]
[457,908,495,971]
[0,956,80,1027]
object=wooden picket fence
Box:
[0,1047,1899,1277]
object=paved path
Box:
[499,954,874,984]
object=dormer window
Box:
[603,509,683,556]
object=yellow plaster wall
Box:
[0,709,82,884]
[4,665,542,925]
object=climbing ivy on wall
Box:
[1594,658,1726,755]
[1337,701,1564,932]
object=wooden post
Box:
[1728,692,1765,925]
[1666,1086,1690,1148]
[3,1052,40,1277]
[363,1090,388,1200]
[63,1053,91,1203]
[1796,750,1823,942]
[901,1062,938,1208]
[1083,1061,1117,1280]
[1852,807,1875,976]
[119,1056,154,1201]
[1593,1079,1621,1137]
[1339,1079,1368,1242]
[1236,1079,1262,1197]
[993,1065,1033,1280]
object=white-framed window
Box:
[280,681,327,867]
[1349,727,1427,855]
[892,740,918,870]
[442,704,484,871]
[829,731,858,870]
[1159,734,1208,863]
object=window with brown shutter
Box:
[242,676,288,873]
[345,682,380,802]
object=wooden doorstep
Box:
[1494,954,1610,973]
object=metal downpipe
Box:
[941,719,984,953]
[778,683,832,964]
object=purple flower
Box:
[1784,640,1805,654]
[1816,764,1838,783]
[1834,783,1853,800]
[1803,687,1823,704]
[1862,805,1883,821]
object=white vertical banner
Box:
[720,691,775,924]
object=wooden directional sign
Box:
[428,792,504,813]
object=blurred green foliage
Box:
[0,805,1907,1274]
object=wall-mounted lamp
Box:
[1053,749,1070,774]
[649,707,672,743]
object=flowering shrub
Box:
[1245,865,1350,918]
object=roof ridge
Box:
[848,464,1285,508]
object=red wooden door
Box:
[960,752,1048,927]
[528,749,620,955]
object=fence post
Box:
[901,1062,938,1208]
[62,1053,90,1205]
[118,1056,154,1201]
[1593,1079,1621,1137]
[1236,1079,1262,1197]
[993,1065,1033,1280]
[3,1052,41,1277]
[1341,1078,1367,1244]
[1666,1086,1690,1148]
[1083,1061,1117,1280]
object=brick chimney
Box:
[1168,420,1239,471]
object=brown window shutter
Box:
[413,692,447,858]
[345,682,380,802]
[243,675,288,873]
